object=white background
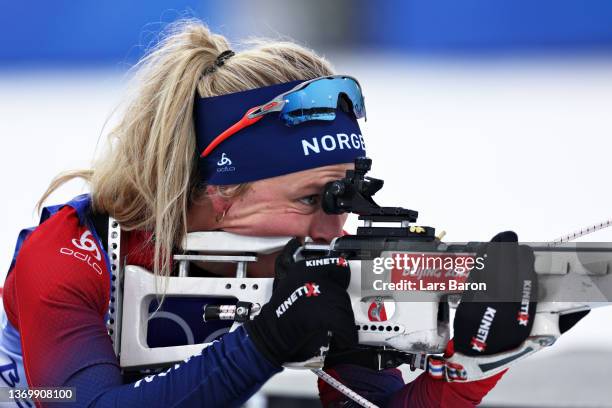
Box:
[1,55,611,406]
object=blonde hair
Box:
[38,19,334,282]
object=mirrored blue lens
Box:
[279,77,365,126]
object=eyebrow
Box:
[296,172,346,192]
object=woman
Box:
[1,20,504,407]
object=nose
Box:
[307,211,347,243]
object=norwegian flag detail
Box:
[445,361,467,381]
[427,358,445,380]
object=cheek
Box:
[234,212,313,237]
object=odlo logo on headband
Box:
[216,153,236,173]
[275,282,320,317]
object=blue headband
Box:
[194,80,366,185]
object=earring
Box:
[215,209,227,223]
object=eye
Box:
[297,194,320,207]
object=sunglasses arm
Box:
[200,107,263,158]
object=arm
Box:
[61,327,279,408]
[13,207,280,407]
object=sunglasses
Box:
[200,75,366,158]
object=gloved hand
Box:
[453,231,538,356]
[245,238,357,366]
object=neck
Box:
[186,198,217,232]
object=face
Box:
[218,163,352,242]
[187,163,353,277]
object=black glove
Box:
[245,238,357,366]
[454,231,538,356]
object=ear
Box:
[205,185,231,215]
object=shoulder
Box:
[14,205,110,314]
[19,205,105,274]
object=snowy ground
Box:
[1,55,611,406]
